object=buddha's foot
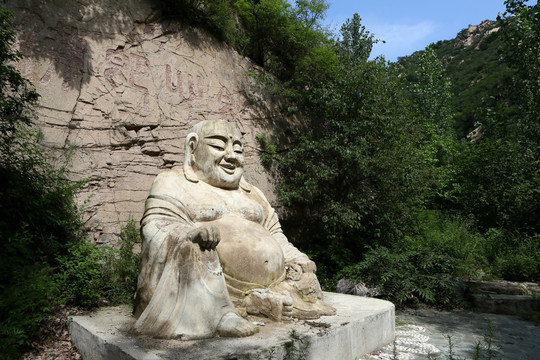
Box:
[291,299,336,320]
[244,288,293,322]
[217,312,258,337]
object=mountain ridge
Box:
[398,19,512,138]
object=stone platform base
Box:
[68,292,394,360]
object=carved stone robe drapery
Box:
[133,169,330,339]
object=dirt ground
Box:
[21,306,81,360]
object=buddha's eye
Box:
[209,144,225,151]
[206,139,226,151]
[234,145,243,154]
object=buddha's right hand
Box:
[186,225,221,250]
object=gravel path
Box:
[361,309,540,359]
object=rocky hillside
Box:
[7,0,290,244]
[399,20,513,138]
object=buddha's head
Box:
[184,120,246,190]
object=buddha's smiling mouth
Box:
[219,163,236,174]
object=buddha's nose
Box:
[224,145,237,160]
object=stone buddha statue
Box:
[133,120,335,339]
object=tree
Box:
[0,8,83,356]
[406,45,456,209]
[277,15,428,275]
[450,0,539,234]
[234,0,332,84]
[499,0,540,143]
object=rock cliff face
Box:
[8,0,287,243]
[455,20,499,48]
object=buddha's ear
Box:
[184,132,199,183]
[239,176,251,193]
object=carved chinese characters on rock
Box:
[104,49,152,115]
[165,63,209,104]
[13,8,247,122]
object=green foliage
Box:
[473,320,501,360]
[337,211,493,306]
[447,2,539,237]
[0,7,85,357]
[406,45,457,210]
[337,208,539,308]
[235,0,332,85]
[399,20,513,138]
[0,260,56,356]
[422,324,501,360]
[160,0,334,88]
[499,0,540,130]
[56,219,142,307]
[396,2,539,286]
[102,218,142,305]
[408,45,454,135]
[55,239,105,308]
[255,133,277,168]
[277,15,430,274]
[0,11,141,356]
[451,136,539,234]
[340,245,458,306]
[336,14,376,63]
[284,329,310,360]
[0,9,39,140]
[484,230,540,282]
[159,0,237,42]
[409,211,488,280]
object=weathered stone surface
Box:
[336,278,381,297]
[463,280,540,296]
[462,280,540,315]
[8,0,289,243]
[133,120,334,339]
[68,292,395,360]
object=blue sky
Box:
[323,0,514,61]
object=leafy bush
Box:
[339,245,459,307]
[0,259,56,356]
[255,133,277,168]
[410,211,488,279]
[55,239,105,308]
[102,218,142,305]
[55,219,142,307]
[336,211,494,306]
[486,231,540,282]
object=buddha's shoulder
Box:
[241,180,271,205]
[151,169,191,189]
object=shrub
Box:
[337,211,491,306]
[0,258,56,356]
[55,239,105,308]
[490,233,540,282]
[102,219,142,305]
[339,245,459,307]
[255,133,277,168]
[56,218,142,307]
[407,211,488,280]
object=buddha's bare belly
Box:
[205,215,285,287]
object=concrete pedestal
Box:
[68,292,394,360]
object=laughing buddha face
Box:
[189,121,245,190]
